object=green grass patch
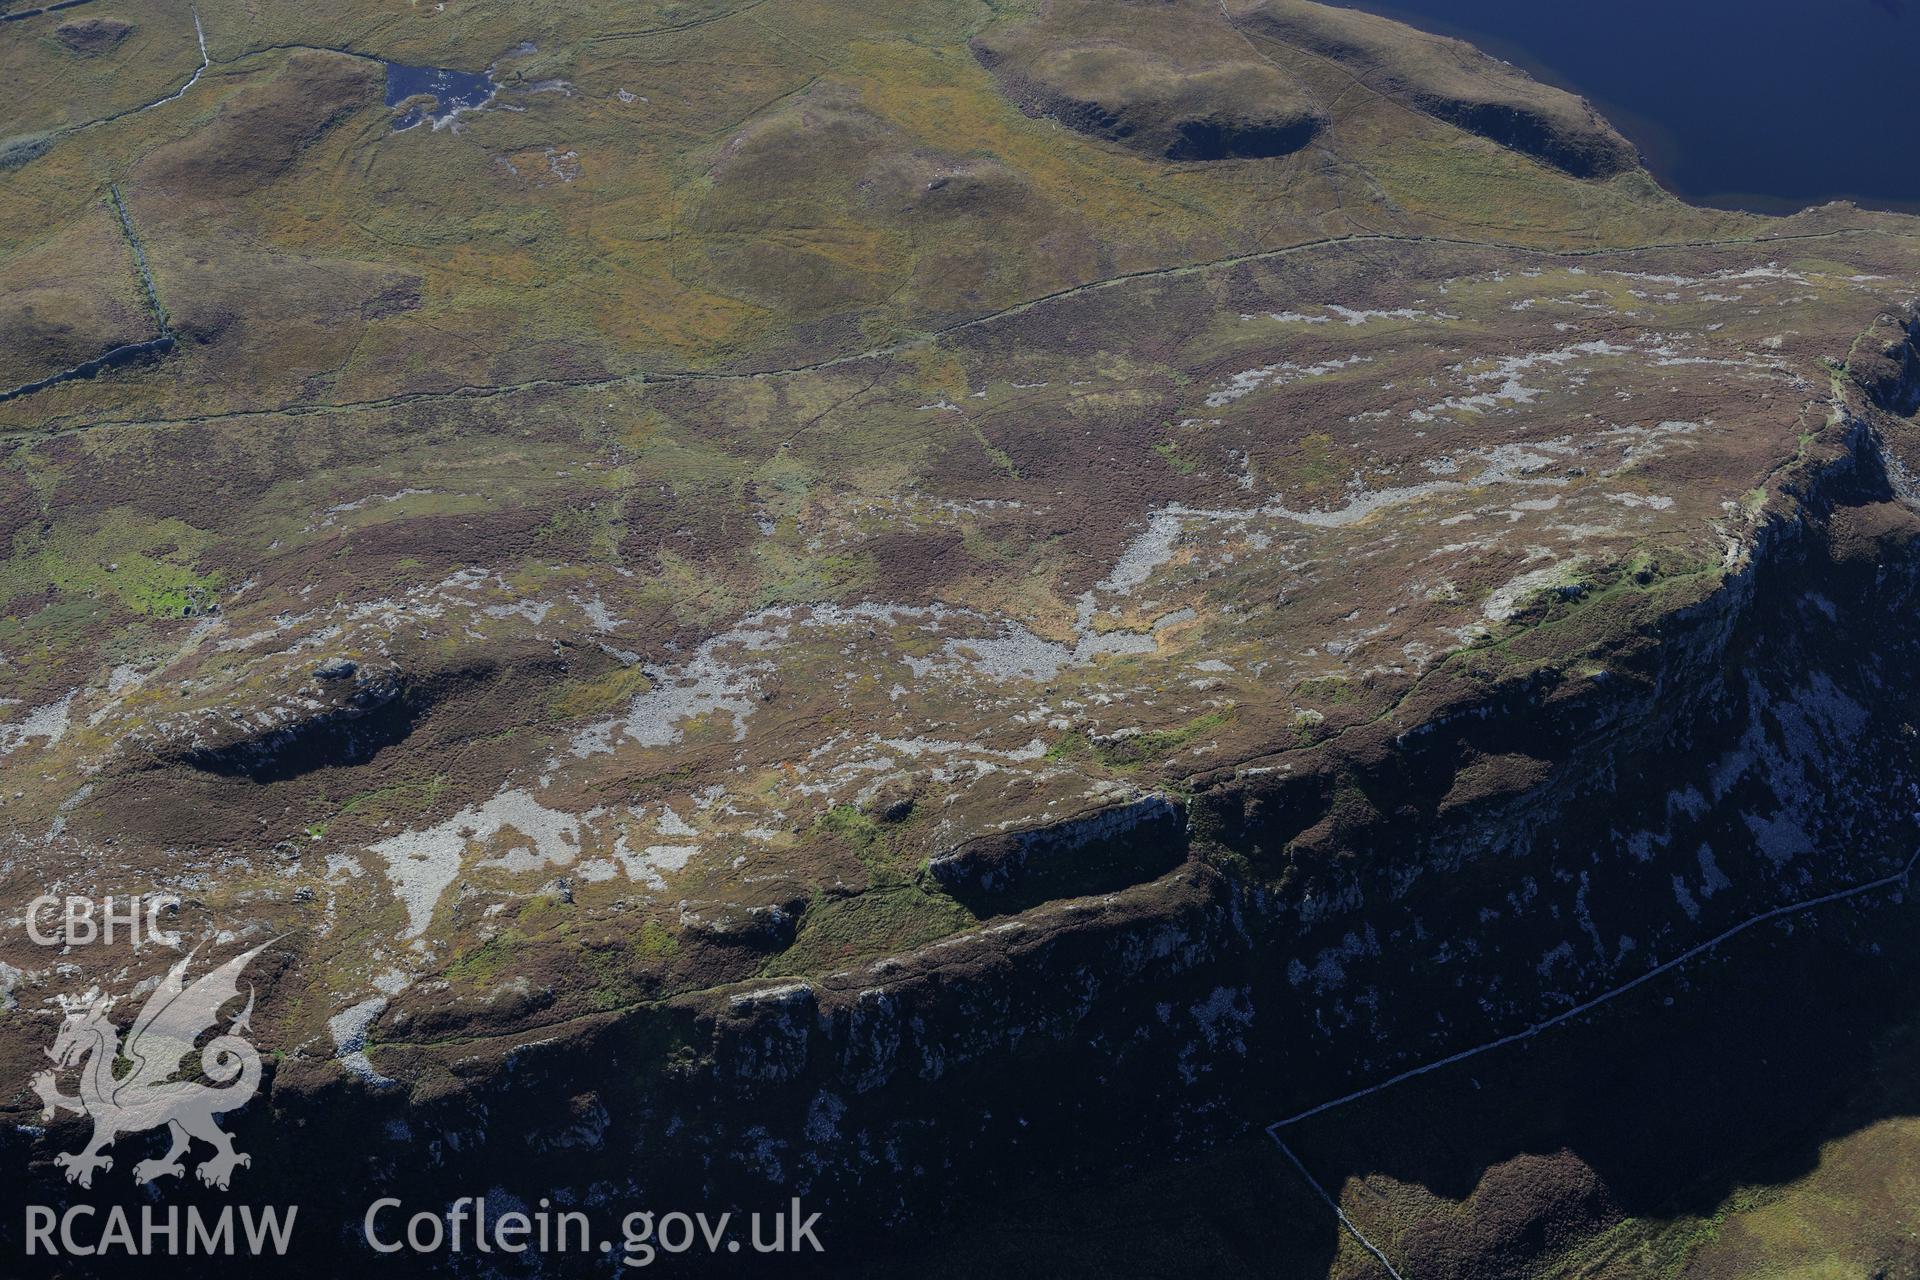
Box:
[335,775,450,826]
[1153,438,1198,475]
[1292,675,1358,706]
[1046,729,1093,760]
[1095,709,1232,768]
[445,930,525,986]
[549,664,653,720]
[579,930,674,1010]
[763,885,972,977]
[0,511,220,618]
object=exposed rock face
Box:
[17,348,1918,1273]
[452,401,1911,1231]
[1226,0,1641,178]
[170,669,421,782]
[1854,314,1920,418]
[4,0,1920,1271]
[9,247,1920,1270]
[1200,415,1920,1087]
[928,792,1188,913]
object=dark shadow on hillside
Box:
[847,883,1920,1280]
[1280,888,1920,1278]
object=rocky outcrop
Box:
[1854,312,1920,418]
[633,411,1919,1232]
[1226,0,1640,178]
[971,37,1326,162]
[20,412,1894,1271]
[926,792,1188,913]
[54,16,133,55]
[147,659,507,783]
[10,402,1920,1277]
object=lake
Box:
[1331,0,1920,214]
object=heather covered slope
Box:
[3,0,1920,1275]
[1,0,1737,424]
[1225,0,1640,179]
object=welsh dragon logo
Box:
[31,944,269,1191]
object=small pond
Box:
[385,61,496,130]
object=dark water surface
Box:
[1331,0,1920,214]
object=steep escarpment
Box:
[653,403,1920,1220]
[163,661,491,783]
[6,0,1920,1271]
[968,0,1328,162]
[928,793,1189,914]
[1226,0,1640,178]
[969,0,1641,183]
[10,224,1920,1273]
[18,375,1915,1278]
[1854,312,1920,419]
[1205,423,1920,1108]
[971,34,1326,162]
[702,407,1915,1243]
